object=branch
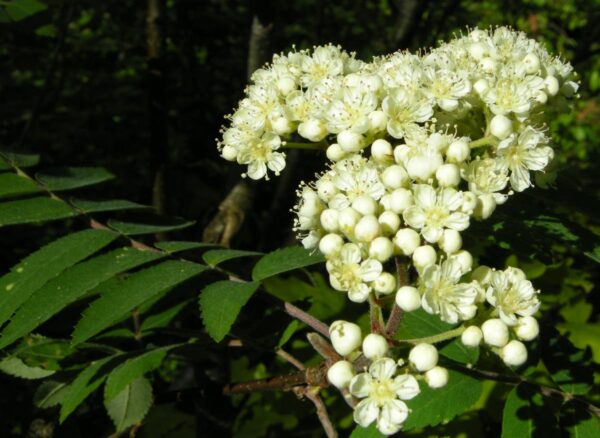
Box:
[299,387,338,438]
[307,332,341,364]
[385,257,409,336]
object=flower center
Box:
[370,379,396,405]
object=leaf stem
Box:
[398,326,466,345]
[282,141,327,150]
[469,136,497,149]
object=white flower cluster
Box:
[218,27,577,436]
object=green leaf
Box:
[0,151,40,169]
[404,370,482,430]
[105,376,153,433]
[0,197,76,226]
[104,345,179,402]
[0,229,118,326]
[252,246,325,281]
[524,215,579,242]
[396,309,478,364]
[70,198,149,213]
[200,280,260,342]
[3,0,47,21]
[0,356,55,379]
[34,380,69,408]
[277,321,299,348]
[0,247,164,348]
[107,218,195,235]
[60,356,119,422]
[501,386,532,438]
[154,241,215,253]
[0,173,41,198]
[36,166,114,191]
[350,424,386,438]
[560,401,600,438]
[584,246,600,264]
[202,248,262,266]
[140,299,192,331]
[72,260,208,344]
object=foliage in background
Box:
[0,0,598,437]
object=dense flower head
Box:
[218,26,576,434]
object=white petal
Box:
[403,206,426,229]
[369,358,397,380]
[360,259,383,282]
[414,184,436,209]
[353,399,379,427]
[247,161,267,180]
[393,374,420,400]
[349,373,373,398]
[422,225,443,243]
[348,283,371,303]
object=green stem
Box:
[282,141,327,150]
[399,326,465,345]
[469,136,496,149]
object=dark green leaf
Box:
[501,386,532,438]
[3,0,47,21]
[72,261,208,344]
[0,173,41,198]
[70,198,149,213]
[404,370,482,430]
[200,280,260,342]
[154,241,215,253]
[107,218,195,235]
[36,166,114,191]
[202,248,262,266]
[0,229,118,326]
[0,197,76,226]
[0,151,40,169]
[140,300,192,331]
[0,356,55,379]
[349,424,386,438]
[105,376,153,432]
[104,345,178,402]
[34,380,69,408]
[0,247,164,348]
[252,246,324,281]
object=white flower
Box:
[419,258,480,323]
[496,126,553,192]
[486,267,540,326]
[327,156,386,211]
[326,243,382,302]
[464,158,509,203]
[423,64,471,111]
[300,45,346,88]
[235,132,285,180]
[383,88,433,139]
[325,86,379,134]
[403,185,469,243]
[349,358,420,435]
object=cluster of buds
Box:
[218,27,577,435]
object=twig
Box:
[276,348,305,371]
[368,295,384,334]
[301,388,338,438]
[307,332,341,364]
[385,257,409,336]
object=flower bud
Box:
[395,286,421,312]
[471,265,492,285]
[382,165,409,189]
[373,272,396,294]
[501,340,528,367]
[446,139,470,163]
[438,229,462,254]
[316,179,337,202]
[298,119,327,142]
[425,366,449,389]
[409,343,438,372]
[272,116,295,135]
[469,42,488,60]
[534,90,548,105]
[355,215,380,242]
[490,115,513,140]
[362,333,389,360]
[327,360,355,389]
[480,57,497,73]
[338,208,361,235]
[320,209,339,232]
[413,245,437,269]
[378,211,400,235]
[452,250,473,273]
[326,143,346,162]
[481,318,509,347]
[369,236,394,262]
[319,233,344,256]
[461,326,483,347]
[436,164,461,187]
[473,78,489,96]
[394,228,420,256]
[221,145,238,161]
[368,110,388,132]
[338,130,364,152]
[522,53,540,74]
[515,316,539,341]
[474,194,497,220]
[389,188,413,214]
[544,75,559,96]
[407,155,441,181]
[352,195,378,216]
[330,320,362,356]
[276,77,296,95]
[371,139,393,163]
